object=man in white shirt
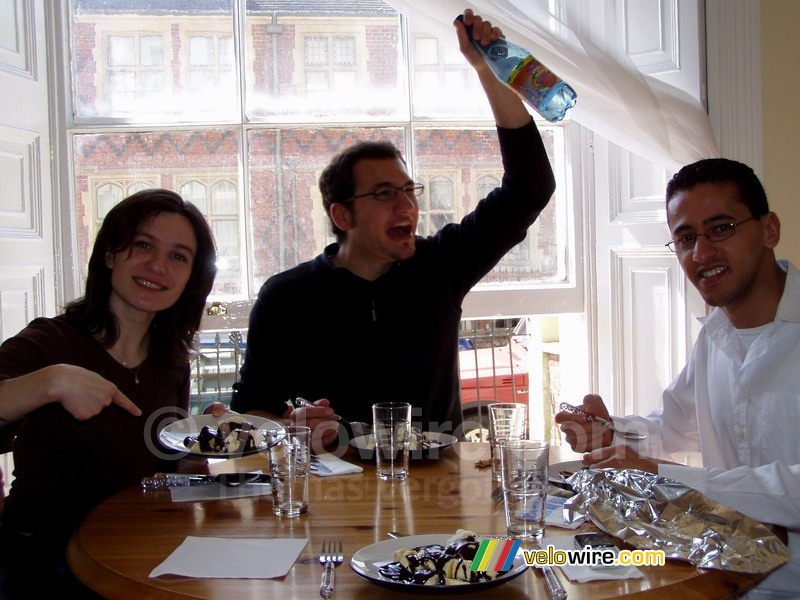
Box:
[556,158,799,597]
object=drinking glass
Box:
[372,402,411,480]
[499,439,549,539]
[488,402,527,481]
[267,426,311,516]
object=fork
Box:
[309,455,332,475]
[318,540,343,599]
[295,397,372,437]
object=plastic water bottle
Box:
[457,14,577,122]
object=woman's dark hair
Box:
[666,158,769,217]
[65,188,217,367]
[318,141,406,242]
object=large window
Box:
[68,0,573,306]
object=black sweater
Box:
[232,120,555,436]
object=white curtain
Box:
[387,0,719,171]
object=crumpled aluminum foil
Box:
[562,467,790,574]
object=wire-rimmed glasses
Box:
[344,183,424,203]
[665,217,755,253]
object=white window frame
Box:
[53,2,584,324]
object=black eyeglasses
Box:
[344,183,424,203]
[665,217,755,253]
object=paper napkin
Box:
[149,537,307,579]
[542,536,644,583]
[311,452,364,477]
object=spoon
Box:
[559,402,647,441]
[293,397,372,437]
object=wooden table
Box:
[67,443,762,599]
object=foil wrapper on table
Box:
[562,467,790,574]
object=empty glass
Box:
[488,402,528,481]
[500,439,549,539]
[372,402,411,480]
[267,426,311,516]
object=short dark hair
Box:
[318,141,406,242]
[666,158,769,217]
[65,188,217,367]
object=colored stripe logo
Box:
[470,539,521,572]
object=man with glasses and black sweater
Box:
[229,10,555,449]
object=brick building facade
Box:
[70,0,560,299]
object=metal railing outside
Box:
[188,318,539,425]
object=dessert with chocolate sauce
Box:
[378,529,503,586]
[183,416,264,454]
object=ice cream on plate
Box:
[183,416,265,454]
[378,529,503,586]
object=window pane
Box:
[441,43,462,65]
[140,36,164,67]
[219,36,234,67]
[128,181,150,195]
[108,71,135,95]
[73,129,242,296]
[414,38,438,65]
[108,36,134,66]
[430,213,451,231]
[414,126,564,284]
[246,126,405,289]
[69,1,572,304]
[181,181,208,213]
[306,71,329,93]
[97,183,123,218]
[305,37,328,66]
[140,70,164,94]
[477,174,500,199]
[442,69,467,90]
[245,3,406,122]
[429,177,453,210]
[411,28,493,119]
[72,0,237,122]
[190,37,213,66]
[414,70,438,91]
[211,181,237,215]
[332,37,356,66]
[331,70,357,89]
[213,220,240,271]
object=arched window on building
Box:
[417,175,455,236]
[97,182,123,219]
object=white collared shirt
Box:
[618,259,800,595]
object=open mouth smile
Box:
[134,277,167,290]
[699,266,727,280]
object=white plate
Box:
[350,534,528,594]
[158,414,283,458]
[350,432,457,460]
[548,460,587,482]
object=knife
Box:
[540,562,568,599]
[142,472,271,490]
